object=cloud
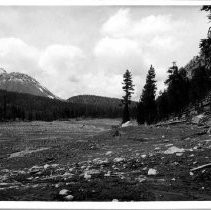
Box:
[0,8,199,101]
[94,8,190,98]
[0,38,40,77]
[0,38,85,99]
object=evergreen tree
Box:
[164,63,190,117]
[138,65,157,124]
[189,65,210,111]
[122,70,135,123]
[156,90,169,121]
[200,6,211,72]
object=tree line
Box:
[0,90,137,122]
[121,6,211,124]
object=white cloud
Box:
[102,9,131,38]
[0,7,205,101]
[0,38,86,99]
[0,38,40,77]
[95,8,190,97]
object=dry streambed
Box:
[0,120,211,201]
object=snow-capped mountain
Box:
[0,69,57,99]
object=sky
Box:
[0,6,209,100]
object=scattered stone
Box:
[121,121,132,128]
[190,172,194,176]
[93,158,108,165]
[136,175,146,183]
[191,114,205,125]
[113,157,125,163]
[112,199,119,202]
[141,154,146,158]
[164,146,185,154]
[104,171,111,177]
[51,164,59,168]
[148,168,157,176]
[84,172,92,179]
[55,183,60,188]
[176,153,183,156]
[65,195,74,201]
[59,189,69,195]
[163,139,169,143]
[44,164,50,170]
[106,151,113,156]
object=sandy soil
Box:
[0,119,211,201]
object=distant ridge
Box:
[68,94,137,107]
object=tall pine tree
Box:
[138,65,157,125]
[122,70,134,123]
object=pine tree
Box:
[138,65,157,124]
[200,6,211,72]
[122,70,134,123]
[189,65,210,111]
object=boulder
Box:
[121,121,132,128]
[148,168,157,176]
[65,195,74,201]
[191,114,205,124]
[59,189,69,195]
[164,146,185,154]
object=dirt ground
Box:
[0,118,211,201]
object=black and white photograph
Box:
[0,0,211,207]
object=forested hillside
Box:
[68,95,137,119]
[0,91,137,121]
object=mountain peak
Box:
[0,70,58,99]
[0,68,7,74]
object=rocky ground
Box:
[0,119,211,201]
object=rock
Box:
[176,153,183,156]
[104,171,111,177]
[106,151,113,156]
[64,195,74,201]
[88,169,101,175]
[141,154,146,158]
[113,157,125,163]
[92,158,108,165]
[51,164,59,168]
[190,172,194,176]
[191,114,205,125]
[59,189,69,195]
[44,164,50,170]
[148,168,157,176]
[84,172,92,179]
[55,183,60,188]
[62,172,73,177]
[136,175,146,182]
[112,199,119,202]
[121,121,132,128]
[164,146,185,154]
